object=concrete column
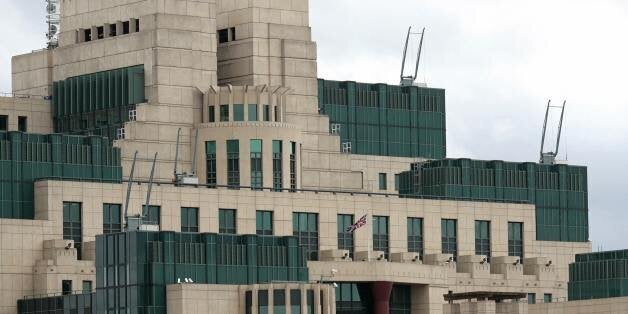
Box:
[372,281,393,314]
[412,284,448,314]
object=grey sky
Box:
[1,0,626,250]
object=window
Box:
[543,293,552,303]
[97,26,104,39]
[234,104,244,121]
[263,105,270,121]
[441,219,457,259]
[527,293,536,304]
[407,217,424,260]
[290,289,301,314]
[273,140,283,191]
[250,139,263,190]
[256,210,273,235]
[508,222,524,261]
[181,207,199,233]
[103,203,122,234]
[144,205,161,227]
[274,106,279,122]
[293,212,319,260]
[135,19,140,32]
[0,115,7,131]
[248,104,258,121]
[218,29,229,43]
[205,141,217,187]
[337,214,354,256]
[208,105,215,122]
[227,140,240,188]
[290,142,297,192]
[475,220,491,260]
[82,281,92,293]
[63,202,82,259]
[109,24,117,37]
[335,284,365,313]
[122,21,130,34]
[220,105,229,121]
[18,116,27,132]
[373,216,389,258]
[230,27,236,41]
[258,290,269,314]
[84,29,92,42]
[219,209,236,234]
[395,174,400,191]
[274,289,286,314]
[378,173,387,190]
[62,280,72,295]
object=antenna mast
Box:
[539,100,567,164]
[400,27,426,87]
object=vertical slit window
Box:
[250,139,263,190]
[208,106,215,122]
[205,141,216,187]
[337,214,354,257]
[227,140,240,188]
[256,210,273,235]
[373,216,389,258]
[181,207,199,233]
[273,140,283,191]
[407,217,424,260]
[441,219,457,260]
[248,104,258,121]
[475,220,491,261]
[220,105,229,121]
[293,212,319,260]
[63,202,83,260]
[508,222,524,261]
[219,209,237,234]
[103,203,122,234]
[290,142,297,192]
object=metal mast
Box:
[539,100,567,164]
[400,27,426,86]
[123,151,138,230]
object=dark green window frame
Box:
[250,139,263,190]
[219,208,237,234]
[378,173,387,190]
[441,219,457,259]
[103,203,122,234]
[63,202,82,259]
[143,205,161,228]
[273,140,283,191]
[82,280,92,293]
[475,220,491,260]
[543,293,552,303]
[248,104,258,121]
[234,104,244,121]
[373,216,389,258]
[181,207,199,233]
[0,115,7,131]
[407,217,424,260]
[337,214,355,256]
[227,140,240,188]
[508,222,524,261]
[256,210,273,235]
[290,142,297,192]
[220,105,229,121]
[205,141,217,187]
[293,212,319,260]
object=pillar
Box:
[372,281,393,314]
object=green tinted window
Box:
[475,220,491,260]
[219,209,236,234]
[234,104,244,121]
[373,216,389,257]
[227,140,240,188]
[508,222,523,260]
[250,139,263,189]
[292,212,318,260]
[206,141,217,187]
[256,210,273,235]
[337,214,354,255]
[378,173,387,190]
[272,140,283,191]
[63,202,82,259]
[248,104,258,121]
[220,105,229,121]
[103,203,122,234]
[407,217,423,259]
[144,205,160,227]
[181,207,199,233]
[441,219,457,259]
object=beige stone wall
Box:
[166,282,335,314]
[0,97,53,133]
[529,296,628,314]
[11,50,53,96]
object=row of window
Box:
[61,280,93,295]
[78,19,139,43]
[378,173,401,191]
[527,293,553,304]
[207,104,279,123]
[0,115,28,132]
[98,201,526,263]
[206,139,297,190]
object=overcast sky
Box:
[1,0,627,250]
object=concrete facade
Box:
[0,97,53,133]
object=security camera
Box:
[445,256,454,263]
[513,259,520,266]
[546,260,552,267]
[377,254,384,260]
[342,252,349,259]
[412,255,419,262]
[65,243,72,250]
[480,257,487,264]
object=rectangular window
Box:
[135,19,140,32]
[18,116,27,132]
[544,293,552,303]
[337,214,354,256]
[82,281,92,293]
[181,207,199,233]
[248,104,258,121]
[263,105,270,121]
[219,208,237,234]
[103,203,122,234]
[109,24,117,37]
[274,289,285,314]
[234,104,244,121]
[527,293,536,304]
[394,174,400,191]
[122,21,130,34]
[220,105,229,121]
[378,173,387,190]
[508,222,524,261]
[230,27,236,41]
[144,205,161,227]
[373,216,389,258]
[208,105,215,122]
[62,280,72,295]
[97,26,104,39]
[63,202,82,259]
[218,28,229,43]
[290,142,297,192]
[407,217,424,260]
[227,140,240,188]
[258,290,268,314]
[256,210,273,235]
[250,139,263,190]
[0,115,7,131]
[290,289,301,314]
[205,141,217,187]
[273,140,283,191]
[475,220,491,260]
[293,212,319,260]
[84,29,92,42]
[441,219,457,259]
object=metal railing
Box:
[0,92,51,100]
[21,290,92,300]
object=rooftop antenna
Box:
[400,26,426,87]
[45,0,61,48]
[539,100,567,164]
[123,151,138,231]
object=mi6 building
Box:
[0,0,593,313]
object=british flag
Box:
[346,214,367,233]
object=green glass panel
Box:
[233,104,244,121]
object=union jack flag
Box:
[346,214,367,233]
